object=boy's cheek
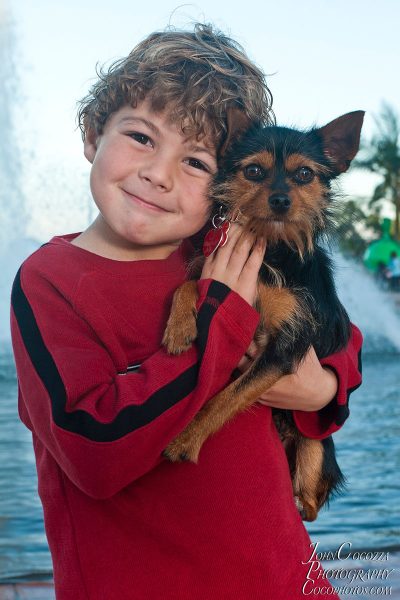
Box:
[193,203,212,228]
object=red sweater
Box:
[10,234,362,600]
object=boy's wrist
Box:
[319,366,339,408]
[296,364,338,411]
[257,349,339,412]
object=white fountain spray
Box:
[0,7,38,341]
[0,8,24,245]
[334,250,400,353]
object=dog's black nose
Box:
[268,193,291,213]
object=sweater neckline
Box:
[49,233,192,276]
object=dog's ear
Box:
[316,110,365,174]
[219,108,252,157]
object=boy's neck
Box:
[71,216,182,262]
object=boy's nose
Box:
[268,193,291,213]
[138,158,173,191]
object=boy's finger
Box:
[226,232,257,273]
[201,224,243,277]
[237,240,265,292]
[209,223,243,269]
[219,223,243,252]
[237,340,262,373]
[236,355,252,373]
[241,238,266,274]
[245,340,260,358]
[212,235,254,282]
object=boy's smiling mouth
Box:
[121,189,171,213]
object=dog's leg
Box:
[273,418,323,521]
[291,436,325,522]
[163,363,284,463]
[296,435,346,521]
[162,280,199,354]
[258,285,337,520]
[277,419,345,521]
[164,284,304,463]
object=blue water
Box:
[307,351,400,552]
[0,344,399,581]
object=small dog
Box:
[162,110,364,521]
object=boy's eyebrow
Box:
[118,115,216,160]
[118,116,160,135]
[187,145,216,160]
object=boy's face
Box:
[84,99,217,260]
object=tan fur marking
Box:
[164,365,283,463]
[257,286,298,332]
[241,151,275,171]
[285,153,330,175]
[164,285,314,464]
[292,438,324,522]
[255,283,316,356]
[210,154,330,255]
[162,280,199,354]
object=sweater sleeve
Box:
[292,323,363,440]
[11,263,259,499]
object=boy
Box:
[11,24,362,599]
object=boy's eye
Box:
[129,132,152,146]
[185,158,210,173]
[293,167,314,183]
[243,164,266,181]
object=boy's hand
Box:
[200,224,266,306]
[237,345,338,411]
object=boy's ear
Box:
[316,110,365,174]
[83,127,98,164]
[219,108,252,157]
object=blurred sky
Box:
[4,0,400,237]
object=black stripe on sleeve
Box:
[334,351,362,426]
[334,382,362,426]
[335,404,350,426]
[205,280,231,303]
[11,269,228,442]
[357,347,362,375]
[332,345,362,426]
[196,280,231,359]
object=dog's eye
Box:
[243,164,266,181]
[294,167,314,183]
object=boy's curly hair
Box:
[77,23,274,151]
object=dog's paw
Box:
[294,496,318,522]
[162,315,198,355]
[162,430,202,463]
